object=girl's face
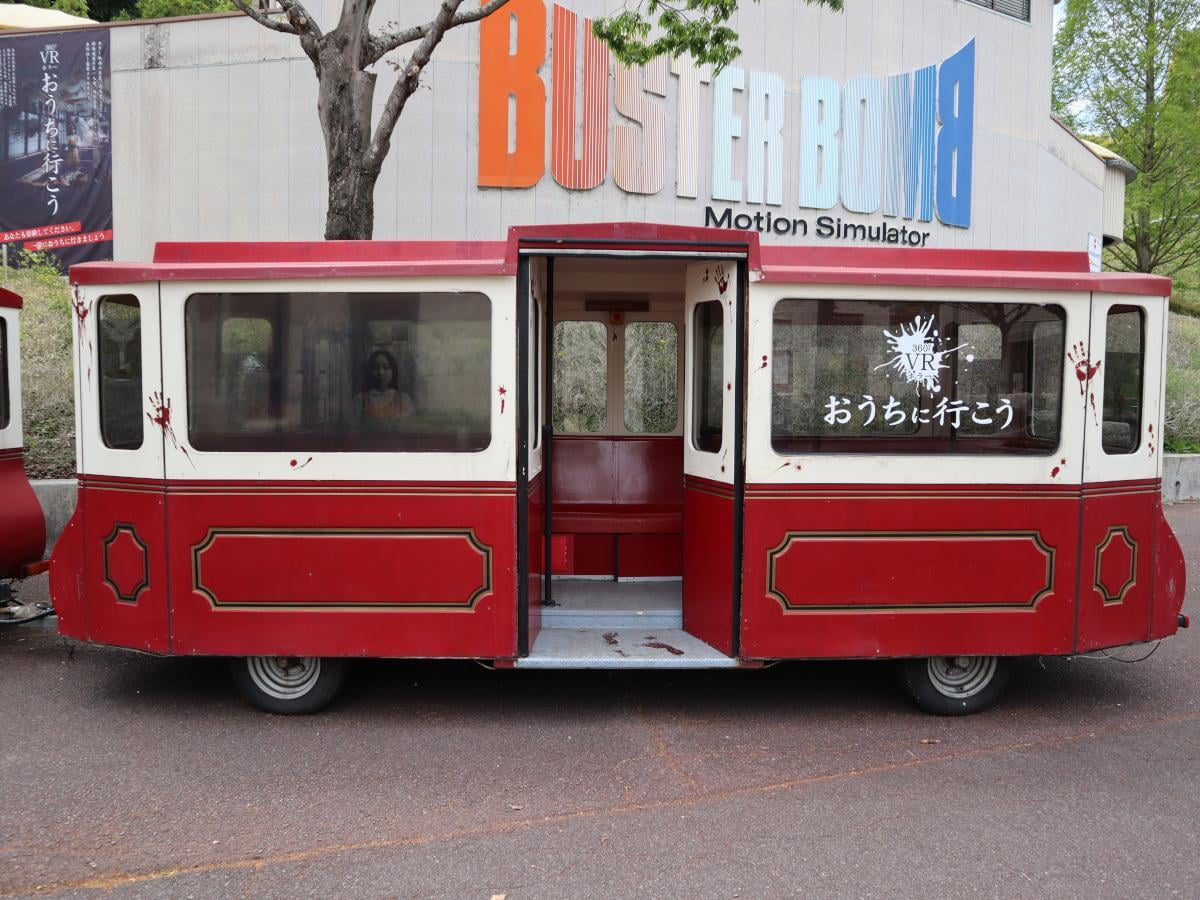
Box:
[370,356,393,390]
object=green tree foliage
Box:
[1054,0,1200,275]
[133,0,233,18]
[593,0,842,70]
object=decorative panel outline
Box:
[1093,525,1138,606]
[192,527,494,610]
[102,522,150,605]
[765,529,1055,612]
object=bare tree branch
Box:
[231,0,300,35]
[365,0,466,169]
[366,0,511,65]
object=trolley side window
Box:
[97,295,144,450]
[625,321,679,433]
[692,301,724,453]
[771,299,1065,455]
[0,318,8,431]
[553,320,607,433]
[185,291,492,453]
[1101,305,1145,455]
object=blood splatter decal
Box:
[1067,342,1102,425]
[759,355,769,371]
[70,286,93,382]
[147,392,193,466]
[1050,458,1067,479]
[498,385,507,415]
[715,265,730,295]
[289,457,313,470]
[642,638,685,656]
[1148,424,1156,456]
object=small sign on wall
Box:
[1088,233,1103,273]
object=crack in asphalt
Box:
[5,708,1199,896]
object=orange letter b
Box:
[478,0,546,187]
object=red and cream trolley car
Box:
[1,287,49,622]
[50,224,1189,714]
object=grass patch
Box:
[2,260,76,479]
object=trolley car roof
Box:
[67,223,1172,297]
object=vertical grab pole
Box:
[516,254,531,656]
[543,256,556,607]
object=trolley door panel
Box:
[681,261,742,655]
[1076,294,1166,651]
[73,284,169,653]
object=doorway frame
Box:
[514,237,751,657]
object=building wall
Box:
[106,0,1105,260]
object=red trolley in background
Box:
[1,287,50,623]
[50,224,1189,714]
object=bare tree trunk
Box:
[319,50,380,240]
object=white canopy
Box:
[0,3,97,29]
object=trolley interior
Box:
[50,224,1188,713]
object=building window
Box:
[553,320,608,433]
[98,295,144,450]
[186,291,492,453]
[771,299,1065,454]
[625,322,679,434]
[961,0,1030,22]
[1101,305,1144,455]
[692,301,724,453]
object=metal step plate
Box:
[517,627,738,669]
[542,579,683,630]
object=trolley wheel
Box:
[900,655,1012,716]
[230,656,347,715]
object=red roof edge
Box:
[152,240,508,265]
[760,246,1091,272]
[0,288,22,310]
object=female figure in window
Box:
[355,349,415,424]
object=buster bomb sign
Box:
[477,0,975,234]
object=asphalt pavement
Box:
[1,503,1198,898]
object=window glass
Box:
[771,299,1065,455]
[625,322,678,433]
[0,318,9,431]
[1102,305,1144,455]
[692,301,724,452]
[98,295,143,450]
[553,320,607,433]
[186,292,492,453]
[532,298,540,450]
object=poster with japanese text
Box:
[0,28,112,267]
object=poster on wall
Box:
[0,28,112,268]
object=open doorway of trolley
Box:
[512,237,750,668]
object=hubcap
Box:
[247,656,321,700]
[926,656,997,699]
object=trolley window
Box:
[692,301,724,453]
[1101,305,1145,455]
[771,299,1065,454]
[98,295,144,450]
[0,318,8,431]
[553,320,607,433]
[625,322,679,434]
[185,291,492,453]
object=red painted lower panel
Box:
[740,484,1081,659]
[1077,487,1159,651]
[682,479,734,655]
[77,481,170,653]
[167,484,517,658]
[617,533,682,577]
[0,452,46,578]
[1151,506,1187,640]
